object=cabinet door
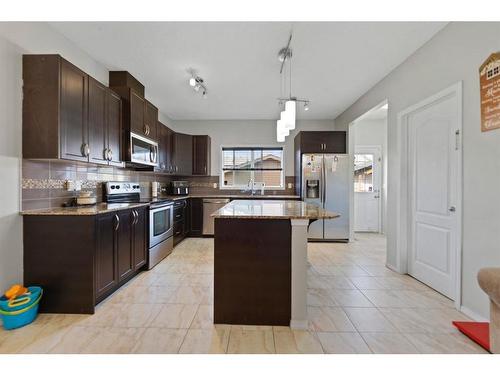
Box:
[299,131,327,153]
[130,89,145,136]
[157,122,168,171]
[117,209,134,282]
[323,131,347,153]
[144,100,158,141]
[173,133,193,175]
[96,213,118,298]
[192,135,211,176]
[106,90,122,166]
[165,126,174,173]
[133,207,148,270]
[88,77,107,165]
[190,198,203,236]
[60,59,88,161]
[299,131,347,153]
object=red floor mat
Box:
[452,321,490,352]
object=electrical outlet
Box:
[213,183,218,189]
[287,183,293,189]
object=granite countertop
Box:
[211,199,340,220]
[20,202,150,216]
[164,194,301,201]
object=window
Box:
[221,147,284,189]
[354,154,374,192]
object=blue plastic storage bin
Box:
[0,286,43,330]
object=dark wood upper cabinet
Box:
[130,89,146,137]
[23,55,90,161]
[106,90,123,166]
[192,135,211,176]
[88,77,107,165]
[60,59,89,162]
[144,100,158,141]
[157,121,174,173]
[23,55,122,166]
[295,131,347,154]
[172,133,193,176]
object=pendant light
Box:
[275,32,309,142]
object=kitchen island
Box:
[212,199,339,328]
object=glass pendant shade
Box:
[283,100,296,130]
[276,119,288,142]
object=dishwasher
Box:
[203,198,230,235]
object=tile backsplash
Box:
[21,159,171,211]
[21,159,297,211]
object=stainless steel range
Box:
[104,182,174,269]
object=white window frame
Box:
[219,145,285,190]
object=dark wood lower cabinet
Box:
[133,207,148,269]
[23,207,148,314]
[117,210,134,282]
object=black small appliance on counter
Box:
[170,181,189,195]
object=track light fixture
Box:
[188,73,208,99]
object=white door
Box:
[354,148,382,232]
[407,88,461,299]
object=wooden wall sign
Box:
[480,52,500,132]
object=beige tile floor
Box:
[0,233,487,354]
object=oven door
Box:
[131,132,159,167]
[149,203,174,247]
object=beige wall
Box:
[334,22,500,320]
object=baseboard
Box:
[290,319,308,330]
[385,262,401,274]
[460,305,489,323]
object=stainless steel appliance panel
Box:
[148,236,173,270]
[149,202,174,248]
[130,132,158,167]
[302,154,324,239]
[323,154,350,240]
[203,199,231,235]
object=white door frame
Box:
[354,145,383,233]
[395,81,463,309]
[348,99,388,242]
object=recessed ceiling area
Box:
[49,22,447,120]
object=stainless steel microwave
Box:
[130,132,158,167]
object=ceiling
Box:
[49,22,446,121]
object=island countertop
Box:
[211,199,340,220]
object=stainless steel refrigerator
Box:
[302,154,350,241]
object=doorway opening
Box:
[348,101,388,238]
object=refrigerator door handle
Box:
[322,156,326,207]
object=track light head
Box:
[304,102,309,111]
[202,90,208,99]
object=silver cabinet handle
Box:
[114,214,120,231]
[132,210,138,225]
[81,143,90,157]
[449,206,456,212]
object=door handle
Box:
[114,214,120,231]
[81,143,90,157]
[449,206,456,212]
